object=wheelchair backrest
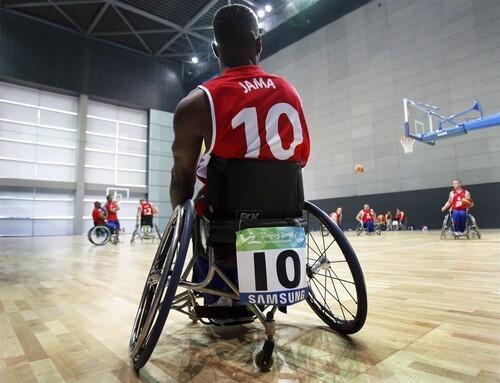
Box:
[206,156,304,221]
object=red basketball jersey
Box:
[451,189,468,210]
[196,65,310,180]
[362,210,374,223]
[140,202,153,216]
[105,201,118,221]
[92,208,105,225]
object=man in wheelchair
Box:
[91,201,115,234]
[129,4,366,372]
[441,179,478,238]
[170,4,310,310]
[356,204,376,234]
[441,179,472,235]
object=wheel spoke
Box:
[312,275,355,319]
[328,268,358,305]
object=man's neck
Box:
[220,58,258,73]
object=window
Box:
[85,101,147,187]
[0,82,79,182]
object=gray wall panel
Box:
[261,0,500,202]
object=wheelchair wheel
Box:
[303,202,367,334]
[154,224,162,240]
[440,214,451,239]
[88,225,111,246]
[130,226,139,245]
[355,224,363,236]
[466,214,481,239]
[129,200,194,370]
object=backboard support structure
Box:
[402,98,500,150]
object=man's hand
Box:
[170,89,211,208]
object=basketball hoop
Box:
[400,136,415,154]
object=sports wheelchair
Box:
[130,222,162,245]
[440,210,481,240]
[129,157,367,372]
[356,221,381,236]
[87,224,119,245]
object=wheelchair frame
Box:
[130,223,162,245]
[356,221,382,236]
[129,200,368,372]
[440,210,481,240]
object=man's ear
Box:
[212,42,220,58]
[256,36,263,57]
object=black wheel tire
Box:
[255,350,274,372]
[129,200,194,370]
[88,225,111,246]
[304,202,367,334]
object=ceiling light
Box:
[257,9,265,18]
[265,4,272,12]
[191,56,199,64]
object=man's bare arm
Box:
[442,191,453,211]
[170,89,211,208]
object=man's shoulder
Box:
[175,88,208,117]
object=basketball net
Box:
[400,136,415,154]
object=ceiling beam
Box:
[87,0,109,33]
[159,52,199,58]
[2,8,152,59]
[110,0,212,44]
[191,25,213,31]
[48,0,83,32]
[93,28,175,37]
[112,4,151,54]
[155,0,218,57]
[185,34,196,53]
[3,0,104,8]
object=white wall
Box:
[0,81,148,236]
[261,0,500,200]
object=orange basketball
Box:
[354,164,364,174]
[461,198,474,208]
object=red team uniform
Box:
[450,189,468,211]
[360,209,375,232]
[105,201,120,231]
[140,201,154,226]
[196,65,310,180]
[92,208,105,226]
[361,209,374,223]
[449,188,470,233]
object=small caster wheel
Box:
[255,339,274,372]
[255,350,274,372]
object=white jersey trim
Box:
[197,85,217,180]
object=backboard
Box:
[403,98,436,142]
[106,187,130,202]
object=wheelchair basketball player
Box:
[441,179,473,236]
[169,4,310,308]
[356,204,376,234]
[131,199,161,244]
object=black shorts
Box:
[141,215,153,227]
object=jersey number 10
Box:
[231,102,303,160]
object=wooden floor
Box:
[1,230,499,382]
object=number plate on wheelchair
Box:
[236,226,308,305]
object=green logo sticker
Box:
[236,226,306,252]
